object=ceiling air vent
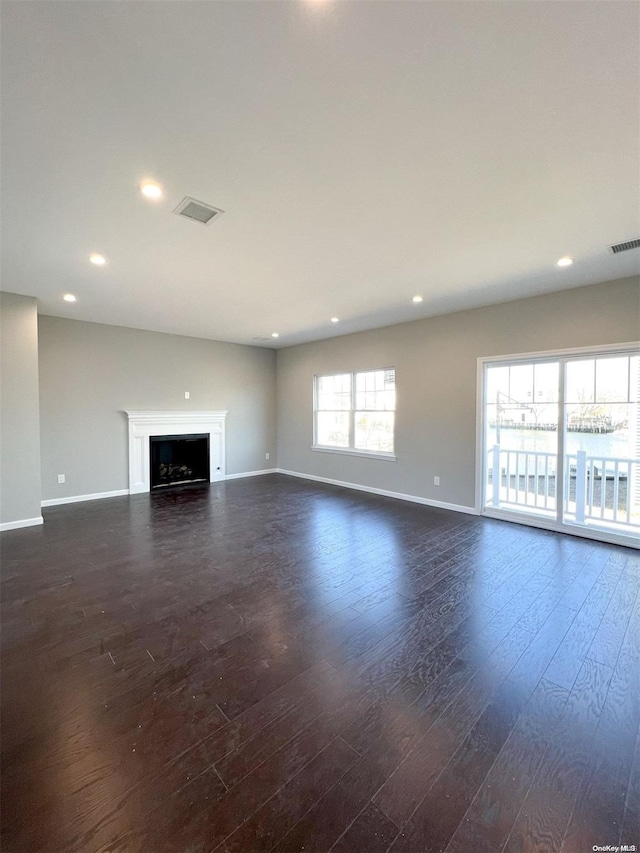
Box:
[608,237,640,254]
[173,197,224,226]
[252,336,270,342]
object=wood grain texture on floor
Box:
[1,474,638,853]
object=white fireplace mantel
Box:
[124,410,228,494]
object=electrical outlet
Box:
[434,476,440,486]
[184,391,190,399]
[265,452,270,460]
[58,474,66,484]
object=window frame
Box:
[312,368,397,461]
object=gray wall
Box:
[38,317,277,501]
[276,276,640,510]
[1,292,42,524]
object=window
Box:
[314,369,396,457]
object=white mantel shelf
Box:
[124,410,228,494]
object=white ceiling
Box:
[2,0,639,348]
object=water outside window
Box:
[563,356,639,533]
[485,360,560,519]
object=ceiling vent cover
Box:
[174,197,224,226]
[252,336,270,342]
[608,237,640,254]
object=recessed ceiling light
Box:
[331,317,339,323]
[556,256,573,267]
[89,253,106,266]
[271,332,279,338]
[140,181,164,200]
[412,295,423,303]
[63,293,77,302]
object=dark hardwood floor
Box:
[1,474,638,853]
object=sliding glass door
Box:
[481,346,639,545]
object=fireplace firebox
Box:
[150,434,210,490]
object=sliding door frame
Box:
[476,341,640,550]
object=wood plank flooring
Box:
[1,474,638,853]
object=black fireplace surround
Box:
[150,434,210,490]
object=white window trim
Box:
[311,446,397,461]
[313,368,396,460]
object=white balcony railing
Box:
[564,451,638,527]
[487,445,640,532]
[488,446,557,513]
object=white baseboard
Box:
[225,468,277,481]
[41,489,130,508]
[37,469,477,519]
[276,469,478,516]
[0,515,44,532]
[41,474,278,506]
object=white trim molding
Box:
[276,468,477,515]
[42,489,129,508]
[311,446,397,461]
[225,468,277,481]
[124,410,228,494]
[476,340,640,366]
[0,515,44,532]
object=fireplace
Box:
[125,411,227,494]
[150,433,210,490]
